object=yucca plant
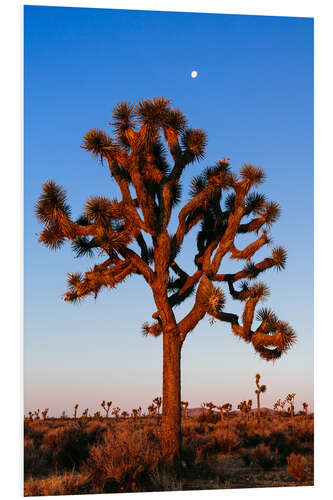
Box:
[238,400,252,422]
[33,409,40,420]
[148,404,157,417]
[286,393,296,424]
[73,403,79,419]
[111,406,121,420]
[101,400,112,418]
[254,373,267,423]
[302,402,309,418]
[82,408,89,418]
[35,97,296,466]
[41,408,49,420]
[153,397,162,418]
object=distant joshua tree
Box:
[153,397,162,418]
[302,402,309,418]
[286,393,296,423]
[112,407,121,420]
[131,408,139,420]
[101,400,112,418]
[93,411,102,420]
[273,398,285,419]
[148,404,157,418]
[28,411,33,422]
[41,408,49,420]
[82,408,89,418]
[238,400,252,421]
[73,404,79,419]
[121,410,129,419]
[203,402,216,414]
[34,409,40,420]
[35,97,297,466]
[61,410,67,419]
[222,403,232,420]
[254,373,267,422]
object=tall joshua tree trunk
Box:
[256,391,261,422]
[161,329,182,466]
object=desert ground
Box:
[24,408,314,496]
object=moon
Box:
[191,70,198,78]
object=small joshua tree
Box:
[222,403,232,420]
[238,400,252,421]
[34,409,40,420]
[302,402,309,418]
[121,410,129,419]
[216,404,225,423]
[274,398,285,419]
[101,400,112,418]
[94,411,102,420]
[255,373,267,422]
[112,406,121,420]
[73,404,79,419]
[82,408,89,418]
[153,397,162,418]
[286,393,296,422]
[148,404,157,418]
[28,411,33,422]
[131,408,139,420]
[35,97,297,465]
[61,410,67,419]
[41,408,49,420]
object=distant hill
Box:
[186,407,276,417]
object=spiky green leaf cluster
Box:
[35,180,71,226]
[81,128,112,158]
[181,129,207,161]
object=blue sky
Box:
[24,5,313,415]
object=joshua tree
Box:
[112,406,121,420]
[73,404,79,419]
[254,373,267,422]
[35,97,296,466]
[101,400,112,418]
[121,410,129,419]
[302,402,309,418]
[93,411,102,420]
[238,400,252,421]
[286,393,296,424]
[219,403,232,422]
[153,397,162,418]
[131,408,139,420]
[61,410,67,419]
[41,408,49,420]
[82,408,89,418]
[28,411,33,422]
[34,409,40,420]
[148,404,157,418]
[274,398,285,419]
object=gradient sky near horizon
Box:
[24,5,313,416]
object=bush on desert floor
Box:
[24,471,90,496]
[81,426,162,493]
[286,453,308,481]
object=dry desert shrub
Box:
[81,426,161,492]
[241,443,277,471]
[24,470,90,496]
[286,452,308,481]
[44,425,90,468]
